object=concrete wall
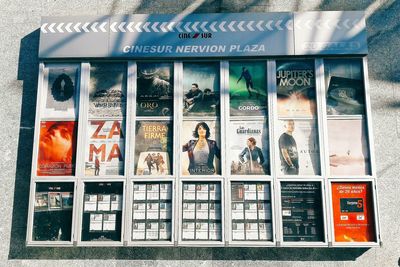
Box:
[1,0,399,266]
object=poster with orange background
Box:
[332,182,376,242]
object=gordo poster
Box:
[332,182,376,242]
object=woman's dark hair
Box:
[248,137,256,145]
[193,122,210,138]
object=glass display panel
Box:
[327,119,370,176]
[276,60,316,117]
[33,182,74,241]
[181,120,221,175]
[229,61,267,116]
[324,59,365,115]
[281,182,324,242]
[82,182,123,241]
[132,182,172,241]
[37,121,78,176]
[136,62,174,116]
[85,120,125,176]
[231,182,272,241]
[331,182,376,242]
[277,119,320,175]
[182,182,222,241]
[229,120,270,175]
[134,121,173,176]
[183,62,220,117]
[89,63,127,119]
[42,64,79,119]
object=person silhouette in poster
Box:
[94,156,100,176]
[144,153,154,174]
[237,67,255,97]
[278,120,299,175]
[238,137,265,174]
[182,122,220,175]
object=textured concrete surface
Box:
[1,0,400,266]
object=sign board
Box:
[39,11,367,58]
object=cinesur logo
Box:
[178,32,213,39]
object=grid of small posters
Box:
[82,182,123,241]
[33,182,74,241]
[182,182,222,241]
[229,121,269,175]
[181,120,221,176]
[327,119,370,175]
[88,63,127,119]
[85,120,125,176]
[183,62,220,117]
[37,121,78,176]
[231,182,273,241]
[132,182,172,241]
[331,182,376,242]
[136,63,174,116]
[276,60,317,117]
[42,64,79,119]
[229,61,267,116]
[276,119,320,175]
[134,121,173,176]
[280,182,324,242]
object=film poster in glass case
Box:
[181,120,221,176]
[85,120,125,176]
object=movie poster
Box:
[331,182,376,242]
[134,121,173,176]
[281,182,324,242]
[327,119,370,175]
[229,61,267,116]
[33,182,74,241]
[43,65,79,119]
[85,120,125,176]
[276,120,320,175]
[276,60,316,117]
[229,121,269,175]
[183,62,220,116]
[89,63,127,118]
[324,59,365,115]
[181,120,221,175]
[136,63,174,116]
[37,121,77,176]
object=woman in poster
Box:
[182,122,220,175]
[238,137,265,174]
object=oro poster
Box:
[276,60,316,117]
[332,182,376,242]
[85,120,125,176]
[37,121,77,176]
[229,61,267,116]
[136,63,174,116]
[181,120,221,175]
[134,121,173,176]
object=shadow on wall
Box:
[11,0,394,260]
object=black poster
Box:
[33,182,74,241]
[280,182,324,242]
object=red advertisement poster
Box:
[37,121,77,176]
[332,182,376,242]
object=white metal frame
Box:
[26,56,380,248]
